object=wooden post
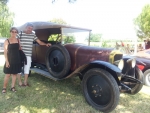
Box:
[88,31,91,46]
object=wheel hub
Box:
[92,84,103,97]
[53,57,58,66]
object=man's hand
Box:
[36,39,51,47]
[46,43,51,47]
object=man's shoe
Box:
[23,83,30,87]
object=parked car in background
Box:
[134,49,150,87]
[18,21,143,113]
[0,38,7,54]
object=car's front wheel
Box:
[82,68,119,113]
[144,69,150,87]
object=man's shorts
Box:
[24,56,31,74]
[19,56,31,75]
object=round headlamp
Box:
[118,59,124,70]
[114,59,124,70]
[127,58,136,68]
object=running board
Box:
[30,68,61,81]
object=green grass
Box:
[0,54,150,113]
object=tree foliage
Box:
[0,0,8,4]
[134,4,150,39]
[86,33,102,42]
[50,18,67,25]
[0,1,14,37]
[64,35,75,44]
[52,0,77,3]
[49,18,75,43]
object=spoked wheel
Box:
[122,66,143,94]
[82,68,119,113]
[45,44,71,79]
[144,69,150,87]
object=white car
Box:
[0,38,7,54]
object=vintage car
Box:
[134,49,150,87]
[18,21,143,113]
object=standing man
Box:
[18,23,51,86]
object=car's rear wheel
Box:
[82,68,119,113]
[143,69,150,87]
[45,44,71,79]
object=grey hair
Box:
[26,23,34,27]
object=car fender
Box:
[90,60,121,73]
[66,60,122,84]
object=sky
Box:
[7,0,150,39]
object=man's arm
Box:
[36,39,51,47]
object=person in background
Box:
[146,39,150,49]
[115,41,120,49]
[142,40,147,50]
[138,43,143,51]
[120,41,124,47]
[2,27,21,93]
[17,23,51,87]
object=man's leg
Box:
[24,74,29,85]
[24,56,31,86]
[17,74,23,86]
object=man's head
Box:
[25,23,34,34]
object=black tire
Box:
[124,67,143,95]
[82,68,119,113]
[45,44,71,79]
[143,69,150,87]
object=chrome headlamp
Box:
[114,59,124,70]
[126,58,136,68]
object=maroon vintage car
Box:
[134,49,150,87]
[18,21,143,113]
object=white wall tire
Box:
[144,69,150,87]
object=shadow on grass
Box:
[0,69,150,113]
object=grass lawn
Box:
[0,55,150,113]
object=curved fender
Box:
[91,60,121,73]
[65,60,122,79]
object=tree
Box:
[52,0,77,3]
[86,33,102,42]
[134,4,150,39]
[50,18,67,25]
[0,1,14,37]
[64,35,76,44]
[0,0,8,4]
[49,18,76,43]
